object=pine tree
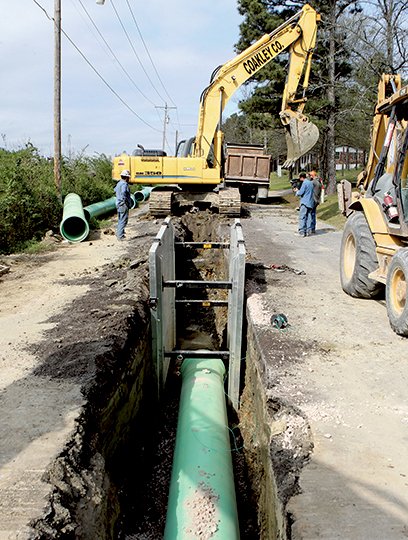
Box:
[234,0,360,193]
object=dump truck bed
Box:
[225,144,271,187]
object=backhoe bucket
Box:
[280,110,319,168]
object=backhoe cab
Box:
[113,4,321,216]
[338,75,408,335]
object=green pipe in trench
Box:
[164,357,240,539]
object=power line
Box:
[123,0,182,132]
[124,0,177,109]
[76,0,158,107]
[61,29,161,131]
[110,0,167,104]
[32,0,161,132]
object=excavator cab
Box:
[394,119,408,223]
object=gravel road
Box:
[242,204,408,539]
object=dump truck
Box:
[338,74,408,335]
[224,143,272,204]
[113,4,321,216]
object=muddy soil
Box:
[0,211,158,538]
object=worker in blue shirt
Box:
[294,173,315,236]
[114,169,133,240]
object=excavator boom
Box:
[194,4,320,167]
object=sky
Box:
[1,0,244,158]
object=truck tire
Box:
[340,211,383,298]
[386,248,408,336]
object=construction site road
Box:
[242,204,408,539]
[0,203,407,538]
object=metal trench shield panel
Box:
[149,217,246,409]
[149,217,176,397]
[227,220,246,410]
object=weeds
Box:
[0,144,113,254]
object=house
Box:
[335,146,365,170]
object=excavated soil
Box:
[1,203,408,539]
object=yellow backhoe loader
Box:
[113,4,320,216]
[338,74,408,335]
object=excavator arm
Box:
[357,74,402,190]
[193,4,320,167]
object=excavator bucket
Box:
[280,110,319,168]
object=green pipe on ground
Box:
[83,194,137,221]
[60,193,89,243]
[133,186,152,202]
[164,357,240,540]
[83,196,116,221]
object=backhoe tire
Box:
[340,211,384,299]
[386,248,408,336]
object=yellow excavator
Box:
[113,4,320,216]
[338,74,408,335]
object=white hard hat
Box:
[120,169,131,178]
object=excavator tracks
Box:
[218,188,241,216]
[148,188,241,217]
[149,191,173,217]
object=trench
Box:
[115,213,259,539]
[30,210,311,540]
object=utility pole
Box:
[156,103,177,152]
[54,0,62,202]
[53,0,107,202]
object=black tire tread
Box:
[340,211,384,299]
[386,248,408,336]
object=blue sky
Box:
[1,1,243,158]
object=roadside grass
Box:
[90,217,113,229]
[317,193,346,229]
[270,171,291,190]
[336,168,363,184]
[22,239,58,254]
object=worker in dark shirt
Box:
[114,169,132,240]
[294,175,315,236]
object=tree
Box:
[313,0,360,193]
[234,0,360,193]
[340,0,408,77]
[222,112,288,158]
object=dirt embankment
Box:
[0,213,159,538]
